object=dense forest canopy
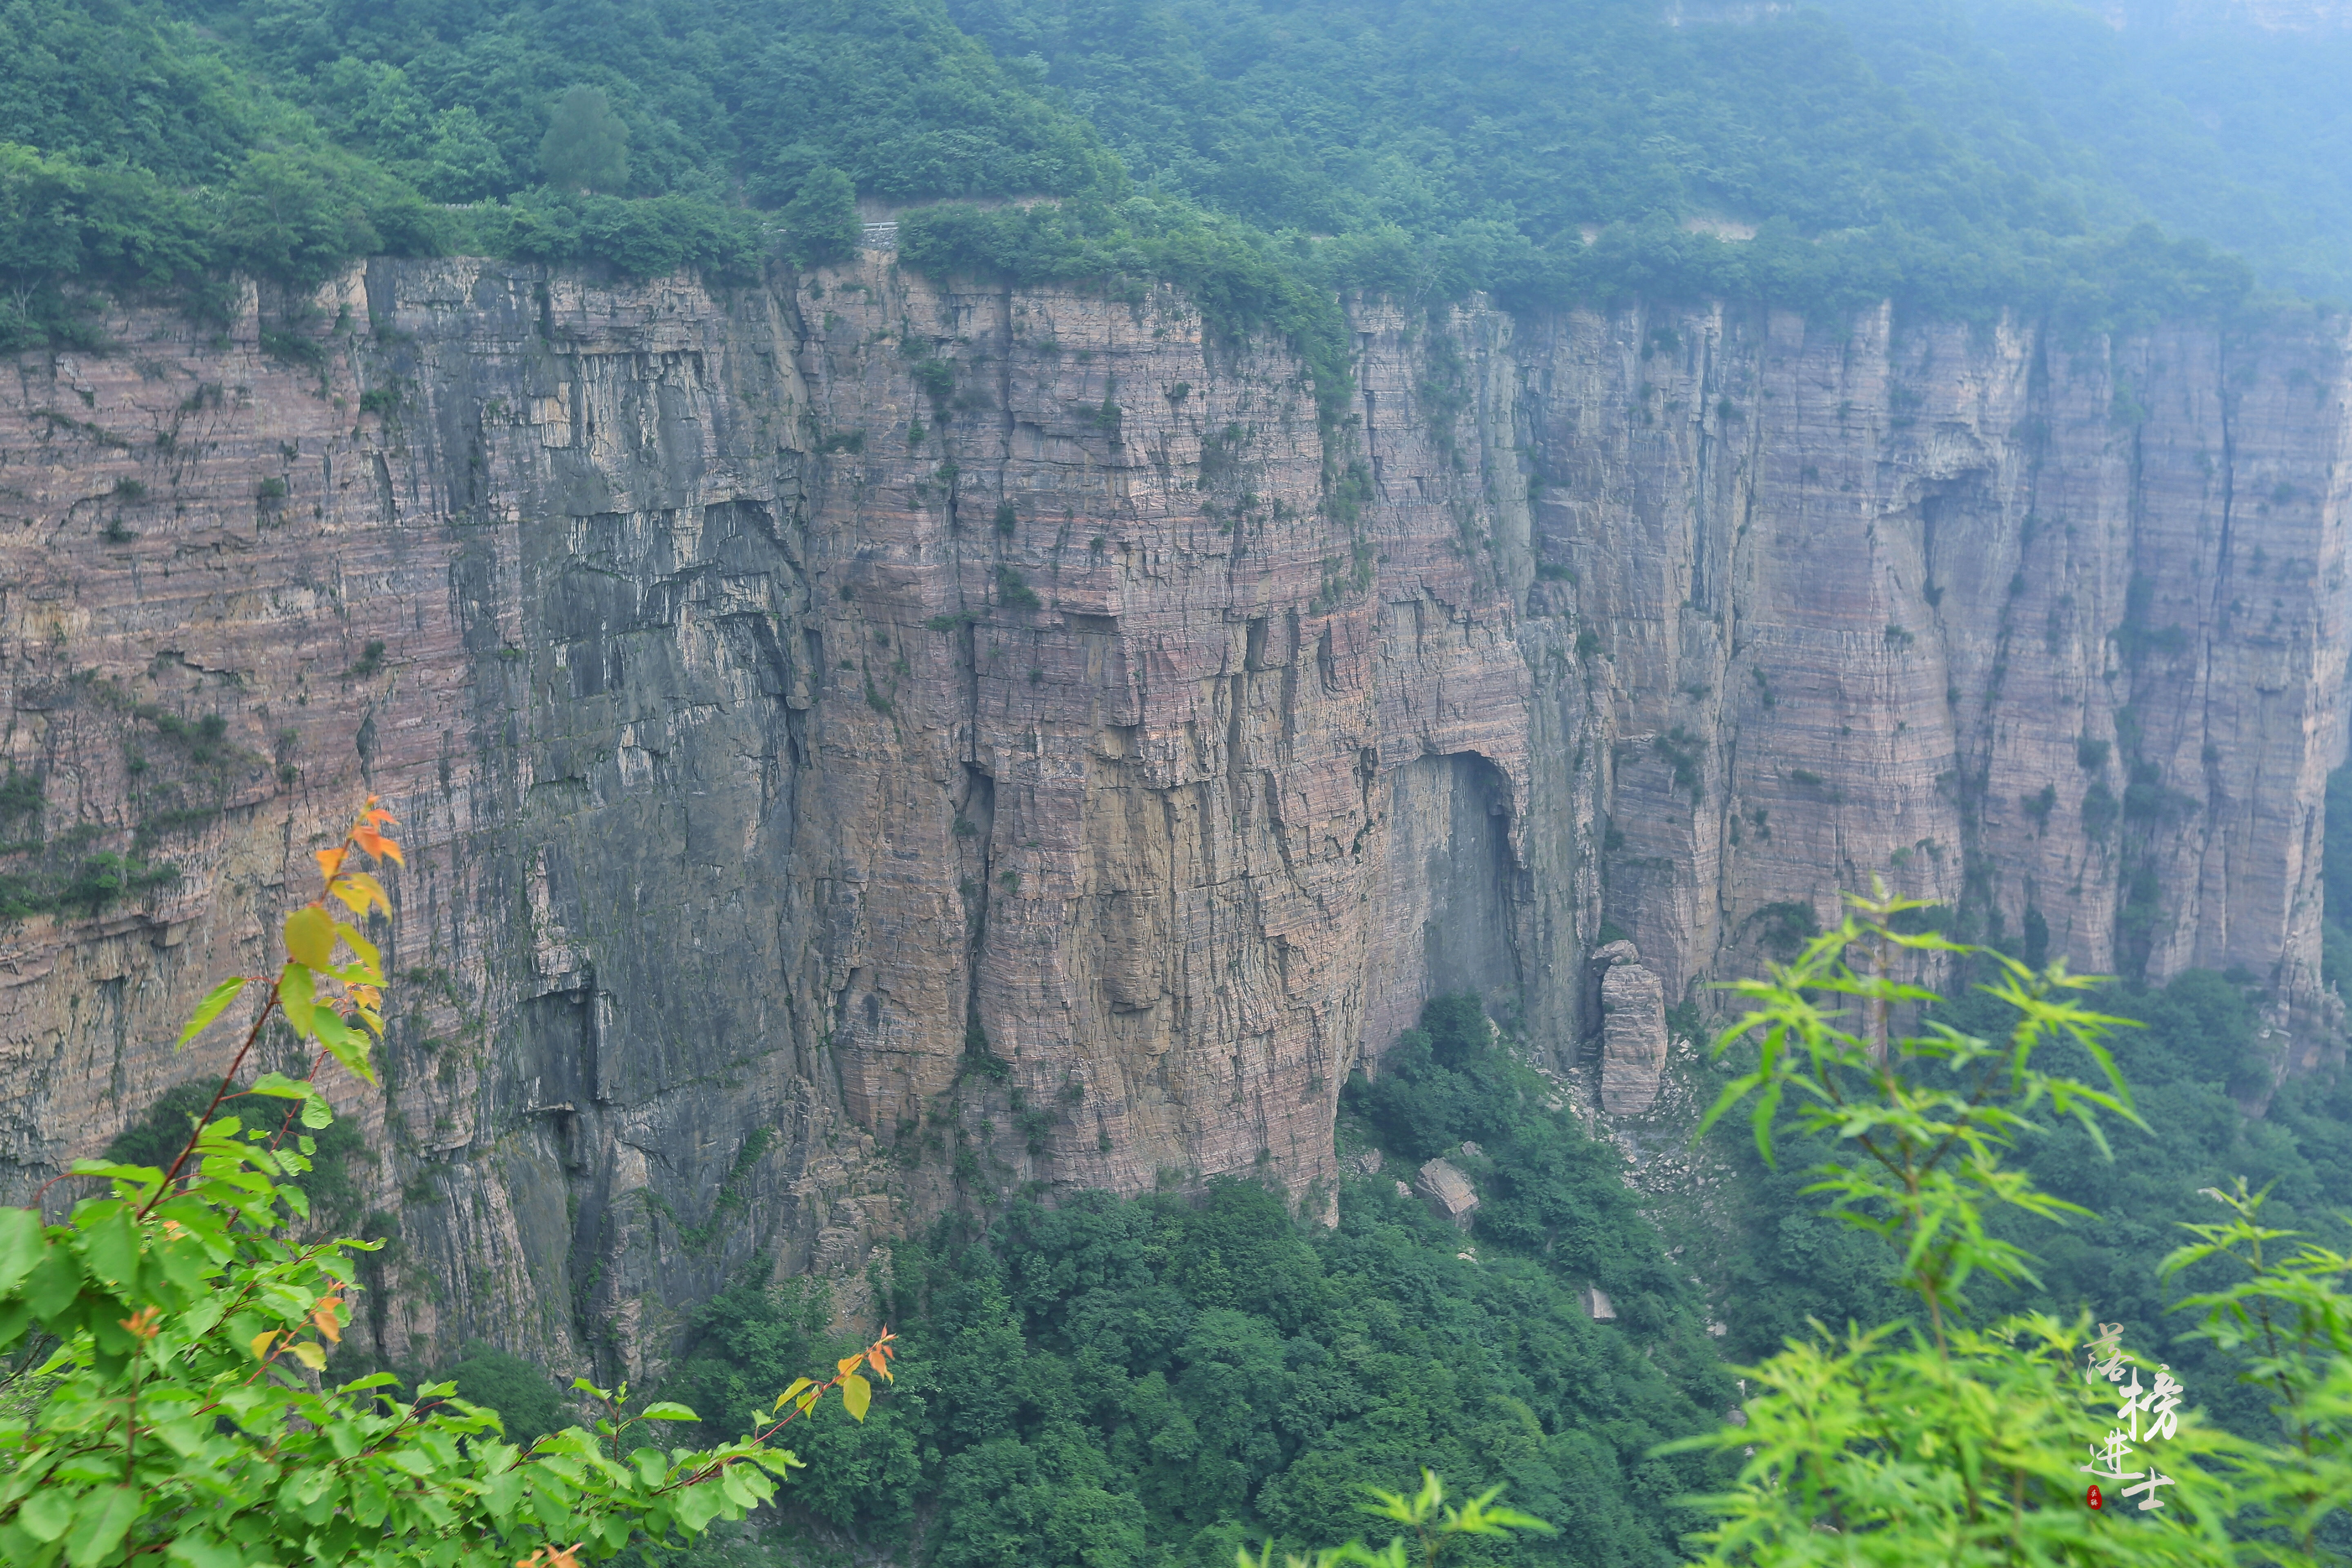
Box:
[1948,0,2352,303]
[940,0,2218,316]
[0,0,2344,334]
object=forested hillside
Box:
[5,0,2340,346]
[1948,0,2352,301]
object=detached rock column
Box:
[1595,940,1668,1115]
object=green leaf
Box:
[1748,1080,1784,1169]
[0,1207,44,1294]
[23,1250,83,1326]
[77,1207,138,1291]
[283,905,334,968]
[637,1401,700,1421]
[17,1491,68,1543]
[673,1483,724,1533]
[165,1533,245,1568]
[719,1461,762,1508]
[243,1071,313,1101]
[841,1371,871,1421]
[335,922,382,981]
[174,976,250,1049]
[64,1486,138,1568]
[300,1093,334,1129]
[65,1160,163,1187]
[481,1470,524,1520]
[314,1010,376,1085]
[276,964,316,1039]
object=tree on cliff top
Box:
[541,86,630,194]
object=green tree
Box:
[448,1344,571,1446]
[1669,885,2352,1564]
[1238,1472,1552,1568]
[541,86,630,194]
[418,107,515,204]
[780,165,859,265]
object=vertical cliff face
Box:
[1526,303,2350,1071]
[0,257,2339,1374]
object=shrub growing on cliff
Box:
[0,800,893,1566]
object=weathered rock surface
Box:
[1414,1158,1479,1230]
[1532,303,2350,1074]
[1597,943,1669,1115]
[0,253,2341,1377]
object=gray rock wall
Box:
[0,261,2339,1379]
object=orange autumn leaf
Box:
[311,1296,343,1344]
[315,846,347,882]
[351,825,404,866]
[345,797,405,868]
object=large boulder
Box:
[1598,944,1669,1114]
[1414,1158,1479,1231]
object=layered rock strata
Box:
[0,255,2340,1376]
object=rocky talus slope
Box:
[0,255,2340,1374]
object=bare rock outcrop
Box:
[1414,1158,1480,1230]
[1597,942,1670,1115]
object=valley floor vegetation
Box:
[633,990,1739,1568]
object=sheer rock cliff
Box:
[0,255,2340,1373]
